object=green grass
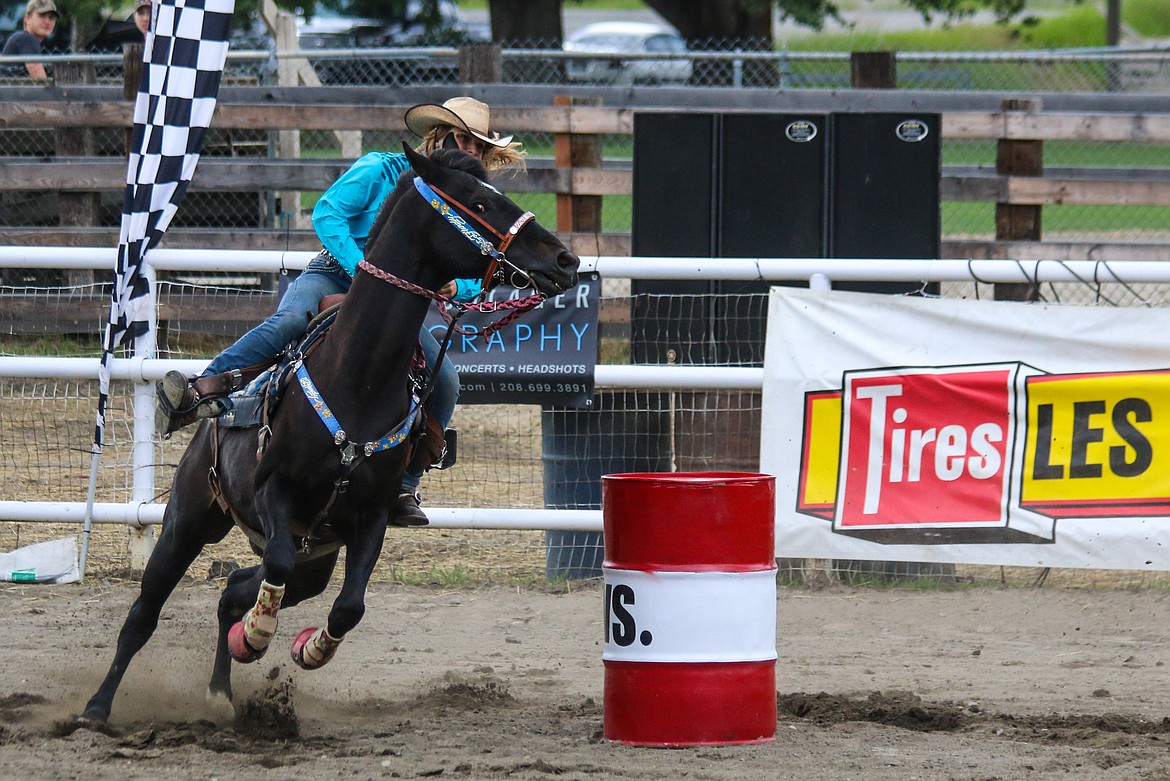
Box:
[457,0,647,9]
[940,137,1170,237]
[784,4,1107,51]
[388,564,473,586]
[0,333,103,357]
[1124,0,1170,37]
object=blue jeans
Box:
[402,324,460,492]
[203,253,351,376]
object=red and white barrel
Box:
[601,472,777,746]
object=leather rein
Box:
[356,175,548,339]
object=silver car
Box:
[564,21,692,85]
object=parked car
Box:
[563,21,691,85]
[294,12,387,50]
[286,2,485,85]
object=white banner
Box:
[762,287,1170,570]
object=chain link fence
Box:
[6,270,1170,587]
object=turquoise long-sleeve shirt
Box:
[311,151,484,301]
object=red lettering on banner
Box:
[836,367,1014,530]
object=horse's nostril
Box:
[558,251,579,270]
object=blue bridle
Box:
[413,175,537,291]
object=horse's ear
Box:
[403,142,438,180]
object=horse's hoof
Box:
[227,621,268,663]
[203,688,235,724]
[78,708,107,725]
[290,627,318,670]
[290,627,340,670]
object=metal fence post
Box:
[129,262,159,572]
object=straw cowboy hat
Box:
[404,97,513,149]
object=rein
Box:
[357,259,543,339]
[354,171,553,339]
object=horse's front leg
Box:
[226,480,300,663]
[291,509,390,670]
[82,499,232,723]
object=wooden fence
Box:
[2,84,1170,263]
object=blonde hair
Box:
[415,126,527,177]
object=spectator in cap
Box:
[2,0,59,79]
[133,0,151,37]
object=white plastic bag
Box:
[0,537,80,584]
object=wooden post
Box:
[55,60,98,286]
[267,0,303,229]
[459,43,502,83]
[554,95,602,235]
[258,0,361,228]
[851,51,896,89]
[122,44,143,156]
[995,98,1043,301]
[839,51,960,585]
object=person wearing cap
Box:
[156,97,525,527]
[2,0,59,80]
[133,0,151,37]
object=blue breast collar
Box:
[295,361,420,464]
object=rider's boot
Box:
[391,491,429,527]
[155,368,243,437]
[156,397,231,437]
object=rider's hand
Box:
[438,281,457,298]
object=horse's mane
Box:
[366,149,491,251]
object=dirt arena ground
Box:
[2,577,1170,780]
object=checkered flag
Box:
[87,0,236,573]
[95,0,236,449]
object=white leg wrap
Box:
[303,627,342,668]
[243,580,285,651]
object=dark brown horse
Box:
[81,145,580,723]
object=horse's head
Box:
[402,144,580,298]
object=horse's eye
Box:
[474,203,486,213]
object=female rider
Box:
[156,97,526,526]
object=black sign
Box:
[424,273,600,407]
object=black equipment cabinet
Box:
[630,112,716,366]
[829,112,941,295]
[631,110,941,365]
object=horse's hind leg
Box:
[82,498,233,723]
[209,563,261,703]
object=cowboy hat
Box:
[404,97,512,149]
